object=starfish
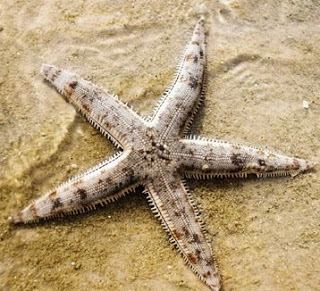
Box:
[10,18,315,290]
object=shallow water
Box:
[0,1,319,290]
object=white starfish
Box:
[10,18,315,290]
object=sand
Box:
[0,1,319,290]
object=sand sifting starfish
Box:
[10,18,315,290]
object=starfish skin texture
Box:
[10,18,315,290]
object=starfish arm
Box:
[177,138,315,179]
[10,151,140,224]
[145,169,221,291]
[151,18,206,141]
[41,64,146,148]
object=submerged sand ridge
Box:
[0,1,319,290]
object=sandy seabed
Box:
[0,1,319,290]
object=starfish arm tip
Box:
[7,214,22,225]
[296,158,317,174]
[305,159,318,172]
[40,63,53,77]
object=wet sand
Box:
[0,1,319,290]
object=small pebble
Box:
[0,27,3,32]
[70,163,78,169]
[71,261,81,270]
[302,100,309,109]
